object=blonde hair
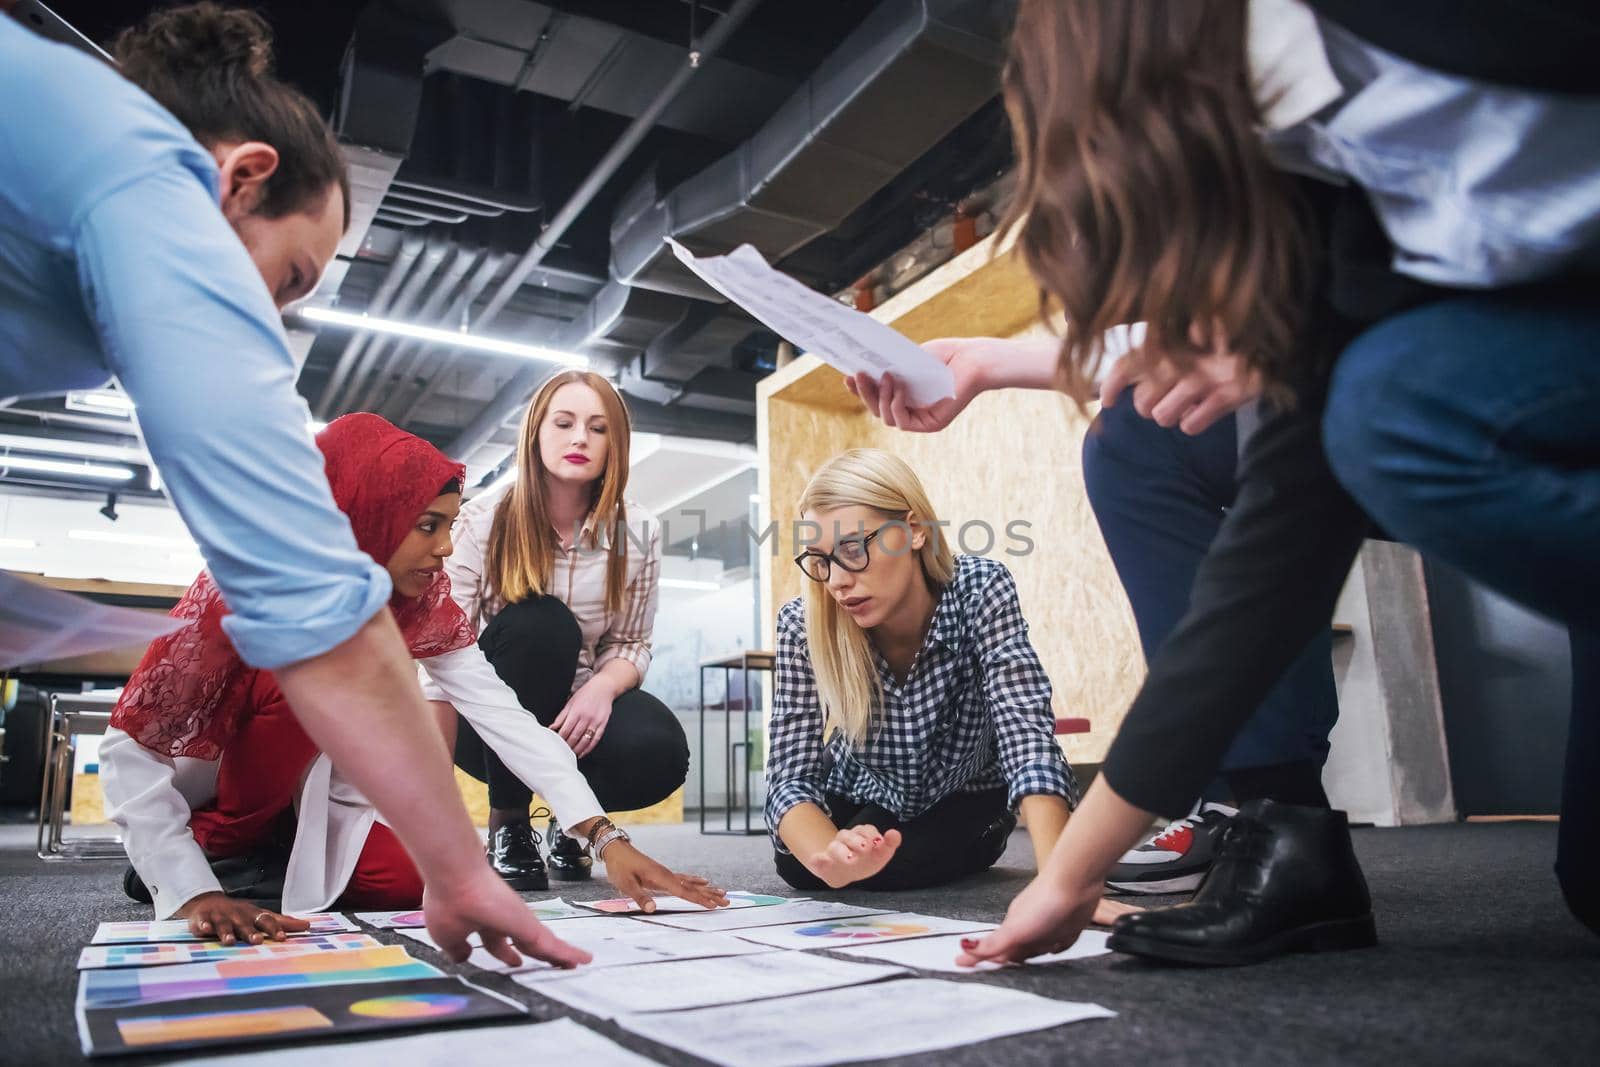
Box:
[797,449,955,746]
[480,370,633,621]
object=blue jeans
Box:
[1083,400,1340,779]
[1323,289,1600,934]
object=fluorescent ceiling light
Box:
[0,455,135,481]
[0,537,38,550]
[70,529,196,550]
[298,307,588,367]
[0,432,146,463]
[659,577,721,591]
[65,389,134,415]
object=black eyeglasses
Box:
[794,524,897,582]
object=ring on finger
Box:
[253,911,272,926]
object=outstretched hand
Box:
[603,841,729,913]
[423,866,591,970]
[954,876,1132,967]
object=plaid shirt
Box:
[765,555,1078,842]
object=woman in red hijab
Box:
[102,414,724,945]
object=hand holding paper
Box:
[667,238,956,407]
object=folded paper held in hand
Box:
[667,237,956,407]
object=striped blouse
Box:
[446,484,662,694]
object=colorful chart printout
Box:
[77,977,525,1057]
[77,946,440,1010]
[732,912,993,951]
[78,933,383,970]
[91,913,357,944]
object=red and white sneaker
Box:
[1105,801,1238,895]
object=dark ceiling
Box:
[8,0,1016,497]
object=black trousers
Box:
[453,596,689,814]
[773,788,1015,892]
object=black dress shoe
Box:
[546,816,594,882]
[488,822,549,892]
[1107,798,1377,966]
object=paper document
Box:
[831,929,1113,972]
[667,238,956,407]
[636,898,889,933]
[617,978,1116,1067]
[355,898,588,929]
[175,1018,660,1067]
[78,932,383,970]
[1,571,186,669]
[525,951,906,1019]
[575,890,790,915]
[732,911,992,950]
[402,923,768,977]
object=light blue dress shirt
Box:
[1265,13,1600,289]
[0,18,390,670]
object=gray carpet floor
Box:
[2,820,1598,1065]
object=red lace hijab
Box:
[112,413,476,759]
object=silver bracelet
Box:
[591,822,630,859]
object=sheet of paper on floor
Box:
[732,911,993,951]
[634,898,890,932]
[830,929,1113,972]
[92,913,357,944]
[354,898,588,929]
[78,933,384,970]
[77,946,441,1010]
[401,924,770,977]
[521,950,907,1018]
[172,1018,660,1067]
[617,977,1116,1067]
[76,976,524,1058]
[574,890,793,914]
[666,237,956,407]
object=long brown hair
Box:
[480,370,633,622]
[113,2,350,230]
[999,0,1312,401]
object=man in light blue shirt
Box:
[0,8,584,968]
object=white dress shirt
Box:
[102,644,605,918]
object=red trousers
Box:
[186,672,424,909]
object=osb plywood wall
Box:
[757,238,1144,763]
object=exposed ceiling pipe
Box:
[335,236,451,415]
[384,189,505,218]
[0,407,140,435]
[351,245,476,413]
[316,233,425,418]
[388,250,510,425]
[446,0,765,462]
[390,177,540,213]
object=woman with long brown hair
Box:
[450,370,690,890]
[854,0,1600,967]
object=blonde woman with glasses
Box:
[769,449,1112,897]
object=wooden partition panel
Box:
[757,237,1143,762]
